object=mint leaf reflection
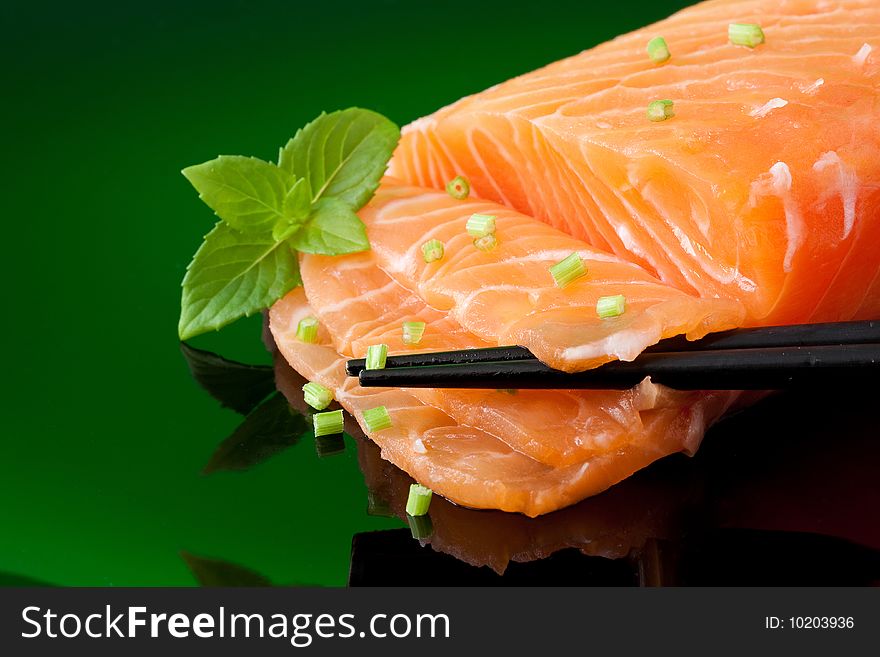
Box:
[203,393,309,474]
[180,342,276,415]
[0,570,54,586]
[181,551,318,587]
[181,551,272,586]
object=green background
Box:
[2,0,696,586]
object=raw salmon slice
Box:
[359,179,744,372]
[269,288,736,516]
[390,0,880,325]
[296,251,495,358]
[271,0,880,516]
[300,250,693,467]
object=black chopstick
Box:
[345,319,880,376]
[357,343,880,390]
[346,345,530,376]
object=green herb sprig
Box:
[178,108,399,340]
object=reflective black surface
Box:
[273,340,880,586]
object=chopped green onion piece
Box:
[466,213,496,237]
[315,433,345,458]
[406,483,433,516]
[366,491,393,517]
[313,409,344,437]
[596,294,627,319]
[296,316,319,343]
[406,513,433,540]
[473,233,497,251]
[445,175,470,200]
[302,381,333,410]
[647,99,675,122]
[647,36,670,63]
[362,405,392,433]
[421,239,445,263]
[728,23,764,48]
[497,388,518,395]
[365,344,388,370]
[549,252,588,288]
[402,321,426,345]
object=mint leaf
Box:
[289,197,369,255]
[278,108,399,209]
[273,177,312,240]
[182,156,294,233]
[178,222,301,340]
[283,177,311,219]
[180,108,398,339]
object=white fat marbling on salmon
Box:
[319,279,399,315]
[813,151,859,239]
[750,162,803,272]
[466,128,516,208]
[670,224,697,258]
[423,247,625,268]
[667,217,757,292]
[853,43,872,66]
[373,194,473,225]
[749,97,788,118]
[682,226,756,290]
[561,327,654,363]
[799,78,824,95]
[614,223,649,260]
[509,249,624,265]
[454,284,546,321]
[632,378,663,411]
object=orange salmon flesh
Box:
[271,0,880,515]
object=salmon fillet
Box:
[268,0,880,515]
[390,0,880,324]
[300,250,706,467]
[359,180,744,372]
[269,288,736,516]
